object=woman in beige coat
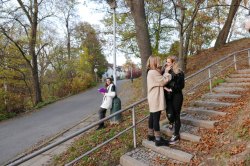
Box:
[146,55,172,146]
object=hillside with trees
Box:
[0,0,108,120]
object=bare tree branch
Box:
[171,0,181,25]
[183,0,205,33]
[38,14,54,23]
[17,0,32,24]
[0,26,32,68]
[0,62,33,101]
[36,43,49,56]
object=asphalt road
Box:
[0,79,129,164]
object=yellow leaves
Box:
[224,140,230,144]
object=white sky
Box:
[78,1,141,66]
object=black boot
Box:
[155,137,169,146]
[96,123,105,131]
[147,135,155,141]
[148,128,155,141]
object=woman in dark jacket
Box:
[162,55,185,144]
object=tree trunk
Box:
[183,18,194,73]
[126,0,152,98]
[66,20,71,60]
[31,0,42,105]
[214,0,242,50]
[179,9,185,71]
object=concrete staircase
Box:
[119,69,250,166]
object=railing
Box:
[8,48,250,166]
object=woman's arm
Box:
[150,70,172,86]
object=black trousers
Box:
[165,91,183,135]
[98,107,107,125]
[148,111,161,132]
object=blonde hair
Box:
[146,55,161,73]
[166,55,181,74]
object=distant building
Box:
[102,63,126,80]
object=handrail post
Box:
[132,106,136,148]
[208,67,212,92]
[234,54,237,71]
[248,50,250,66]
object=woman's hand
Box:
[165,65,172,72]
[102,92,105,95]
[164,87,172,92]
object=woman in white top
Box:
[96,78,116,130]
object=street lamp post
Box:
[113,7,117,87]
[107,0,122,125]
[106,0,117,88]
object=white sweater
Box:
[100,84,116,109]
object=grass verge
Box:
[51,77,169,166]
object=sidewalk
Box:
[19,108,111,166]
[16,81,131,166]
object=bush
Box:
[126,69,142,79]
[0,88,23,121]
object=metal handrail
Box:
[185,48,250,80]
[8,48,250,166]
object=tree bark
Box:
[31,0,42,105]
[126,0,152,98]
[214,0,242,50]
[66,20,71,60]
[183,19,194,73]
[178,9,185,71]
[17,0,42,105]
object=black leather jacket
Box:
[162,68,185,93]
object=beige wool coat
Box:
[147,70,172,112]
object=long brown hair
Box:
[105,77,114,89]
[166,55,181,74]
[146,55,161,73]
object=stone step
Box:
[219,82,250,87]
[213,87,247,93]
[180,117,219,128]
[195,100,234,107]
[226,78,250,83]
[120,154,148,166]
[203,92,241,99]
[142,139,193,163]
[161,125,201,142]
[184,107,227,117]
[230,74,250,78]
[237,69,250,74]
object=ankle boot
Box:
[154,131,169,146]
[96,123,105,131]
[155,137,169,146]
[147,128,155,141]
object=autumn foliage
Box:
[125,69,142,79]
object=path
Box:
[0,79,129,165]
